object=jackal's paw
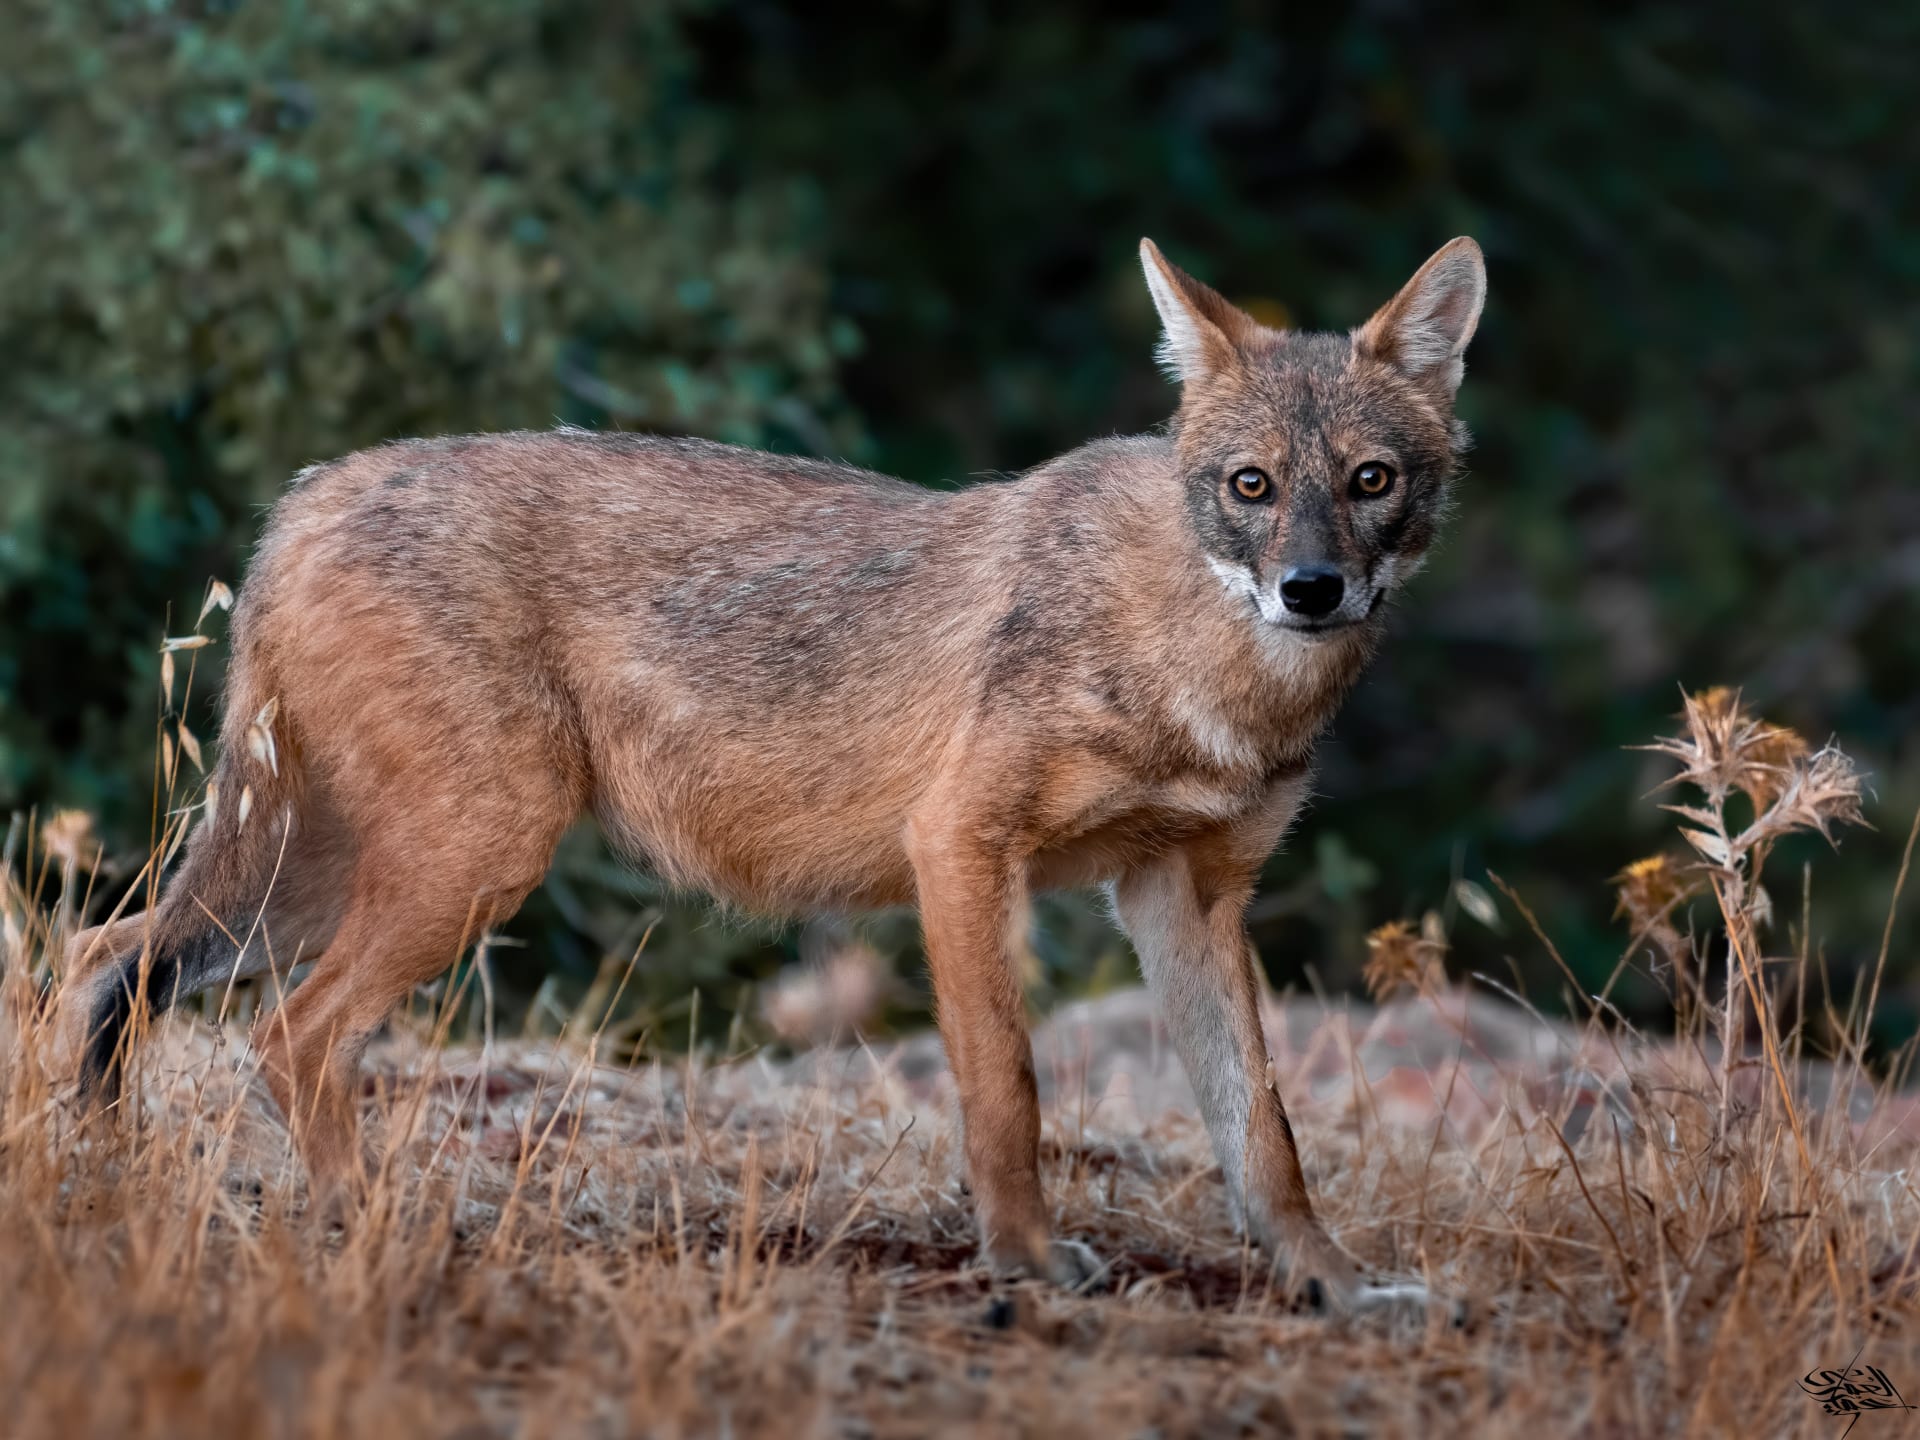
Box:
[1043,1237,1108,1291]
[981,1236,1108,1292]
[1309,1272,1462,1326]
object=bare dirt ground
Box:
[5,981,1918,1439]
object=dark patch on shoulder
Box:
[983,597,1064,700]
[1051,520,1096,552]
[990,601,1038,648]
[1086,667,1135,716]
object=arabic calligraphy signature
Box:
[1799,1345,1916,1437]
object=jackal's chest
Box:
[1022,759,1266,891]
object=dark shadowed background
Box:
[4,1,1916,1050]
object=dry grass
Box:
[4,692,1919,1439]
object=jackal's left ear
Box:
[1354,238,1486,404]
[1139,238,1259,386]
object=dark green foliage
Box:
[4,1,1917,1040]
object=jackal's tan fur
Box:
[63,236,1485,1311]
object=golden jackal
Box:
[65,237,1484,1312]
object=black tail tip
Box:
[77,978,136,1101]
[76,949,178,1102]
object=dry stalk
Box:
[1636,687,1866,1137]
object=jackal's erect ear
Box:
[1354,237,1486,404]
[1139,238,1261,386]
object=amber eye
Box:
[1352,462,1397,497]
[1230,467,1271,502]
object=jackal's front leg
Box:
[906,816,1093,1286]
[1114,851,1430,1317]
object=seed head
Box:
[1612,853,1699,928]
[1363,915,1448,1002]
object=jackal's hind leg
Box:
[249,798,566,1205]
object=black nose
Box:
[1279,565,1345,619]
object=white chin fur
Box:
[1205,556,1295,625]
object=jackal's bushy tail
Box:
[79,663,297,1098]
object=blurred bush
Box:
[3,1,1917,1042]
[1,0,854,820]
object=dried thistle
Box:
[1638,686,1869,1135]
[1612,853,1697,925]
[1648,689,1869,870]
[1643,686,1812,815]
[1734,724,1809,813]
[1673,685,1743,789]
[1759,743,1868,845]
[1612,853,1699,989]
[1363,914,1448,1002]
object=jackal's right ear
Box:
[1139,239,1258,386]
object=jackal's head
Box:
[1140,236,1485,637]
